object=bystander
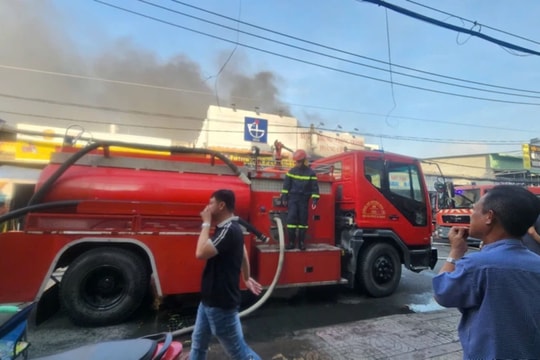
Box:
[190,189,262,360]
[432,185,540,359]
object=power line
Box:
[1,89,536,140]
[0,63,216,97]
[0,4,538,133]
[0,107,526,146]
[289,103,536,134]
[0,92,202,121]
[404,0,540,47]
[343,129,523,145]
[136,0,540,100]
[0,109,185,131]
[2,63,536,134]
[361,0,540,56]
[230,129,502,145]
[168,0,540,95]
[93,0,540,106]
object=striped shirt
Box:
[200,217,243,309]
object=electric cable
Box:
[1,67,537,133]
[404,0,540,46]
[136,0,540,99]
[361,0,540,56]
[93,0,540,106]
[0,106,526,146]
[169,0,540,95]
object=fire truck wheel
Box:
[356,243,401,297]
[59,247,149,326]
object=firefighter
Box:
[280,149,320,250]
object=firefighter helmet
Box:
[293,149,307,161]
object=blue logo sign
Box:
[244,117,268,143]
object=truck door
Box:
[363,158,430,246]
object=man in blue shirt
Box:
[433,185,540,359]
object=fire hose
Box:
[162,216,286,338]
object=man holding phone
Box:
[190,189,262,360]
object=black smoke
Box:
[0,0,291,144]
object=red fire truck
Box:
[433,184,492,242]
[433,183,540,244]
[0,142,437,326]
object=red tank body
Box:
[35,148,252,220]
[36,164,251,220]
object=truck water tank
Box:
[35,163,252,220]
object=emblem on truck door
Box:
[362,200,386,219]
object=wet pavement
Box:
[24,243,467,359]
[185,308,462,359]
[27,293,464,360]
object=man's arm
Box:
[195,224,218,259]
[528,226,540,244]
[241,245,250,282]
[241,246,262,296]
[438,226,469,274]
[195,206,218,260]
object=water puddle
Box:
[406,297,445,313]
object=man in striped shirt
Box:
[191,189,262,360]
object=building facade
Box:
[196,105,368,159]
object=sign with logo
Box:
[524,143,540,169]
[531,144,540,168]
[244,117,268,143]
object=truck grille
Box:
[441,215,470,224]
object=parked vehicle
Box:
[33,332,182,360]
[0,141,437,326]
[433,182,540,246]
[432,183,491,245]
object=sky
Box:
[1,0,540,159]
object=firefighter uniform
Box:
[281,153,319,250]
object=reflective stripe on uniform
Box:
[287,224,309,229]
[286,173,313,181]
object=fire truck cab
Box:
[433,183,493,243]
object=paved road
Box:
[26,243,475,358]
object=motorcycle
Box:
[0,303,183,360]
[32,332,183,360]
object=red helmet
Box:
[293,149,307,161]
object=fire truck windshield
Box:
[453,188,480,208]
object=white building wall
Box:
[196,105,301,153]
[196,105,366,157]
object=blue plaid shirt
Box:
[433,239,540,359]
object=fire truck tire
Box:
[356,243,401,297]
[59,247,149,326]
